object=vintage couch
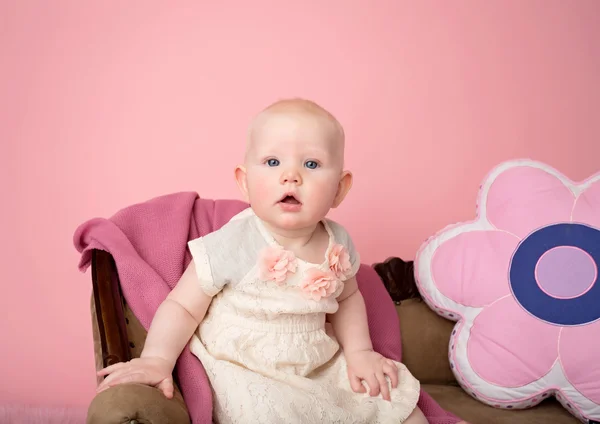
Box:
[86,250,578,424]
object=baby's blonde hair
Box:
[247,98,345,150]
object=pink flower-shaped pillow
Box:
[414,159,600,423]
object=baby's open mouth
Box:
[280,194,301,205]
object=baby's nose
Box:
[280,169,302,185]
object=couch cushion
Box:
[396,299,456,386]
[423,384,579,424]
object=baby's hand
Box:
[345,349,399,401]
[96,357,174,398]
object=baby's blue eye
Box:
[304,161,319,169]
[267,159,280,167]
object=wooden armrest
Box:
[88,250,192,423]
[87,383,190,424]
[91,249,131,367]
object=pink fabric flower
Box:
[417,162,600,415]
[258,246,297,284]
[300,268,338,301]
[327,243,352,279]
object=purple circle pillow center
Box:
[535,246,597,299]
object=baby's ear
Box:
[234,165,249,201]
[332,170,352,208]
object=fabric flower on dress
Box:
[327,243,352,280]
[300,268,338,301]
[258,246,297,284]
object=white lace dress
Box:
[187,208,420,424]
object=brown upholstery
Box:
[422,385,577,424]
[87,251,579,424]
[397,298,456,386]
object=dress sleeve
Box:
[187,236,223,297]
[343,230,361,280]
[187,217,257,296]
[327,220,361,281]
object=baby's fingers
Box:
[157,378,175,399]
[383,360,399,388]
[366,374,381,397]
[96,362,127,376]
[376,372,390,401]
[349,373,366,394]
[97,369,141,393]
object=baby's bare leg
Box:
[403,406,428,424]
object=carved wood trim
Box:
[91,249,131,367]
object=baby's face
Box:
[239,111,350,232]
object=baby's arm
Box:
[329,277,373,353]
[96,260,212,397]
[140,260,211,367]
[329,277,399,401]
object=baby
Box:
[97,98,427,423]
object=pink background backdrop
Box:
[2,0,599,413]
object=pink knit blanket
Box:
[74,192,459,424]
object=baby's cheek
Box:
[311,181,338,204]
[249,179,273,202]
